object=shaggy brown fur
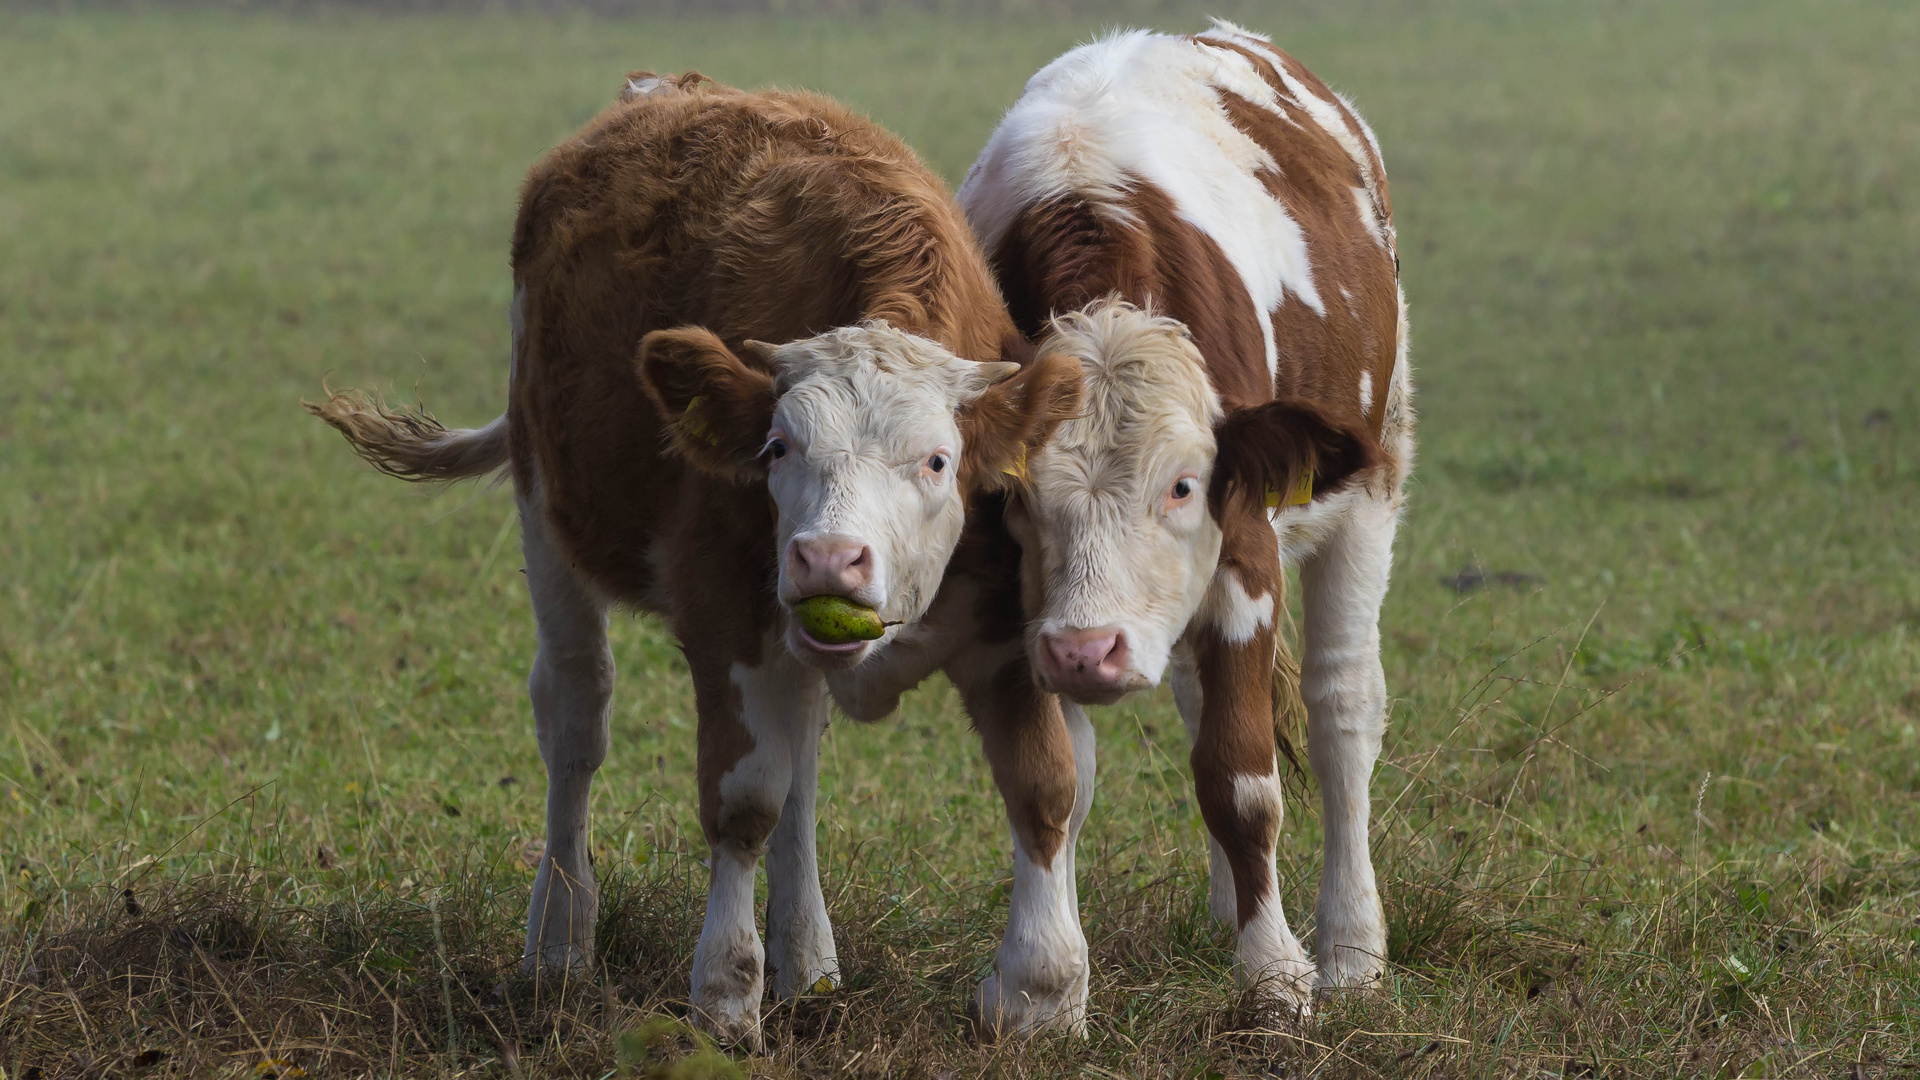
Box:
[310,73,1078,876]
[502,78,1031,605]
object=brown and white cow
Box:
[308,73,1081,1048]
[956,23,1414,1024]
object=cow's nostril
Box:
[790,536,873,595]
[1043,628,1126,687]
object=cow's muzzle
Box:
[1036,625,1143,705]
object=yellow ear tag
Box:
[1265,470,1313,508]
[681,394,720,447]
[1002,444,1029,482]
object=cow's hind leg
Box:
[689,644,830,1050]
[954,643,1092,1039]
[521,487,614,974]
[1300,496,1398,991]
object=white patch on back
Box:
[961,28,1329,379]
[1358,370,1373,417]
[1353,186,1388,248]
[1197,21,1394,257]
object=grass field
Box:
[3,2,1917,1076]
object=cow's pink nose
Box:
[787,536,874,597]
[1039,627,1130,692]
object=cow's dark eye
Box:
[927,452,948,474]
[768,439,788,460]
[1172,478,1195,500]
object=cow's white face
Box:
[1009,305,1225,704]
[762,325,1015,668]
[1008,302,1378,704]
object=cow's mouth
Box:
[794,626,867,655]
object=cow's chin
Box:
[785,623,880,670]
[1036,669,1154,707]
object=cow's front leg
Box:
[763,670,836,999]
[689,644,829,1050]
[1300,498,1398,991]
[1170,645,1237,928]
[952,644,1091,1038]
[1188,563,1314,1012]
[521,490,613,974]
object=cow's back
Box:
[509,80,1015,606]
[962,24,1407,454]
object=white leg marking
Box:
[691,650,831,1049]
[765,683,837,999]
[975,826,1090,1037]
[1300,497,1398,989]
[1237,888,1315,1010]
[1064,700,1097,850]
[969,686,1094,1039]
[1225,761,1312,1008]
[520,485,613,973]
[692,847,763,1047]
[1171,644,1237,926]
[1232,765,1283,822]
[1199,571,1275,646]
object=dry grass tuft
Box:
[5,845,1914,1077]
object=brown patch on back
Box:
[992,187,1272,408]
[990,40,1401,441]
[1197,38,1400,436]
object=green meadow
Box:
[2,2,1916,1075]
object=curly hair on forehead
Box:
[1037,298,1220,440]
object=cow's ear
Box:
[957,347,1083,493]
[1208,398,1380,517]
[637,326,776,481]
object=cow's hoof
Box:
[1313,939,1386,995]
[691,925,765,1051]
[691,999,764,1054]
[766,929,839,1000]
[1238,957,1316,1021]
[1314,961,1385,996]
[1243,975,1314,1026]
[518,948,592,979]
[968,972,1088,1041]
[772,968,838,1000]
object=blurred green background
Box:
[2,1,1915,1075]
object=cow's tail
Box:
[304,385,509,483]
[1272,606,1313,801]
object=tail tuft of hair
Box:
[303,385,508,483]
